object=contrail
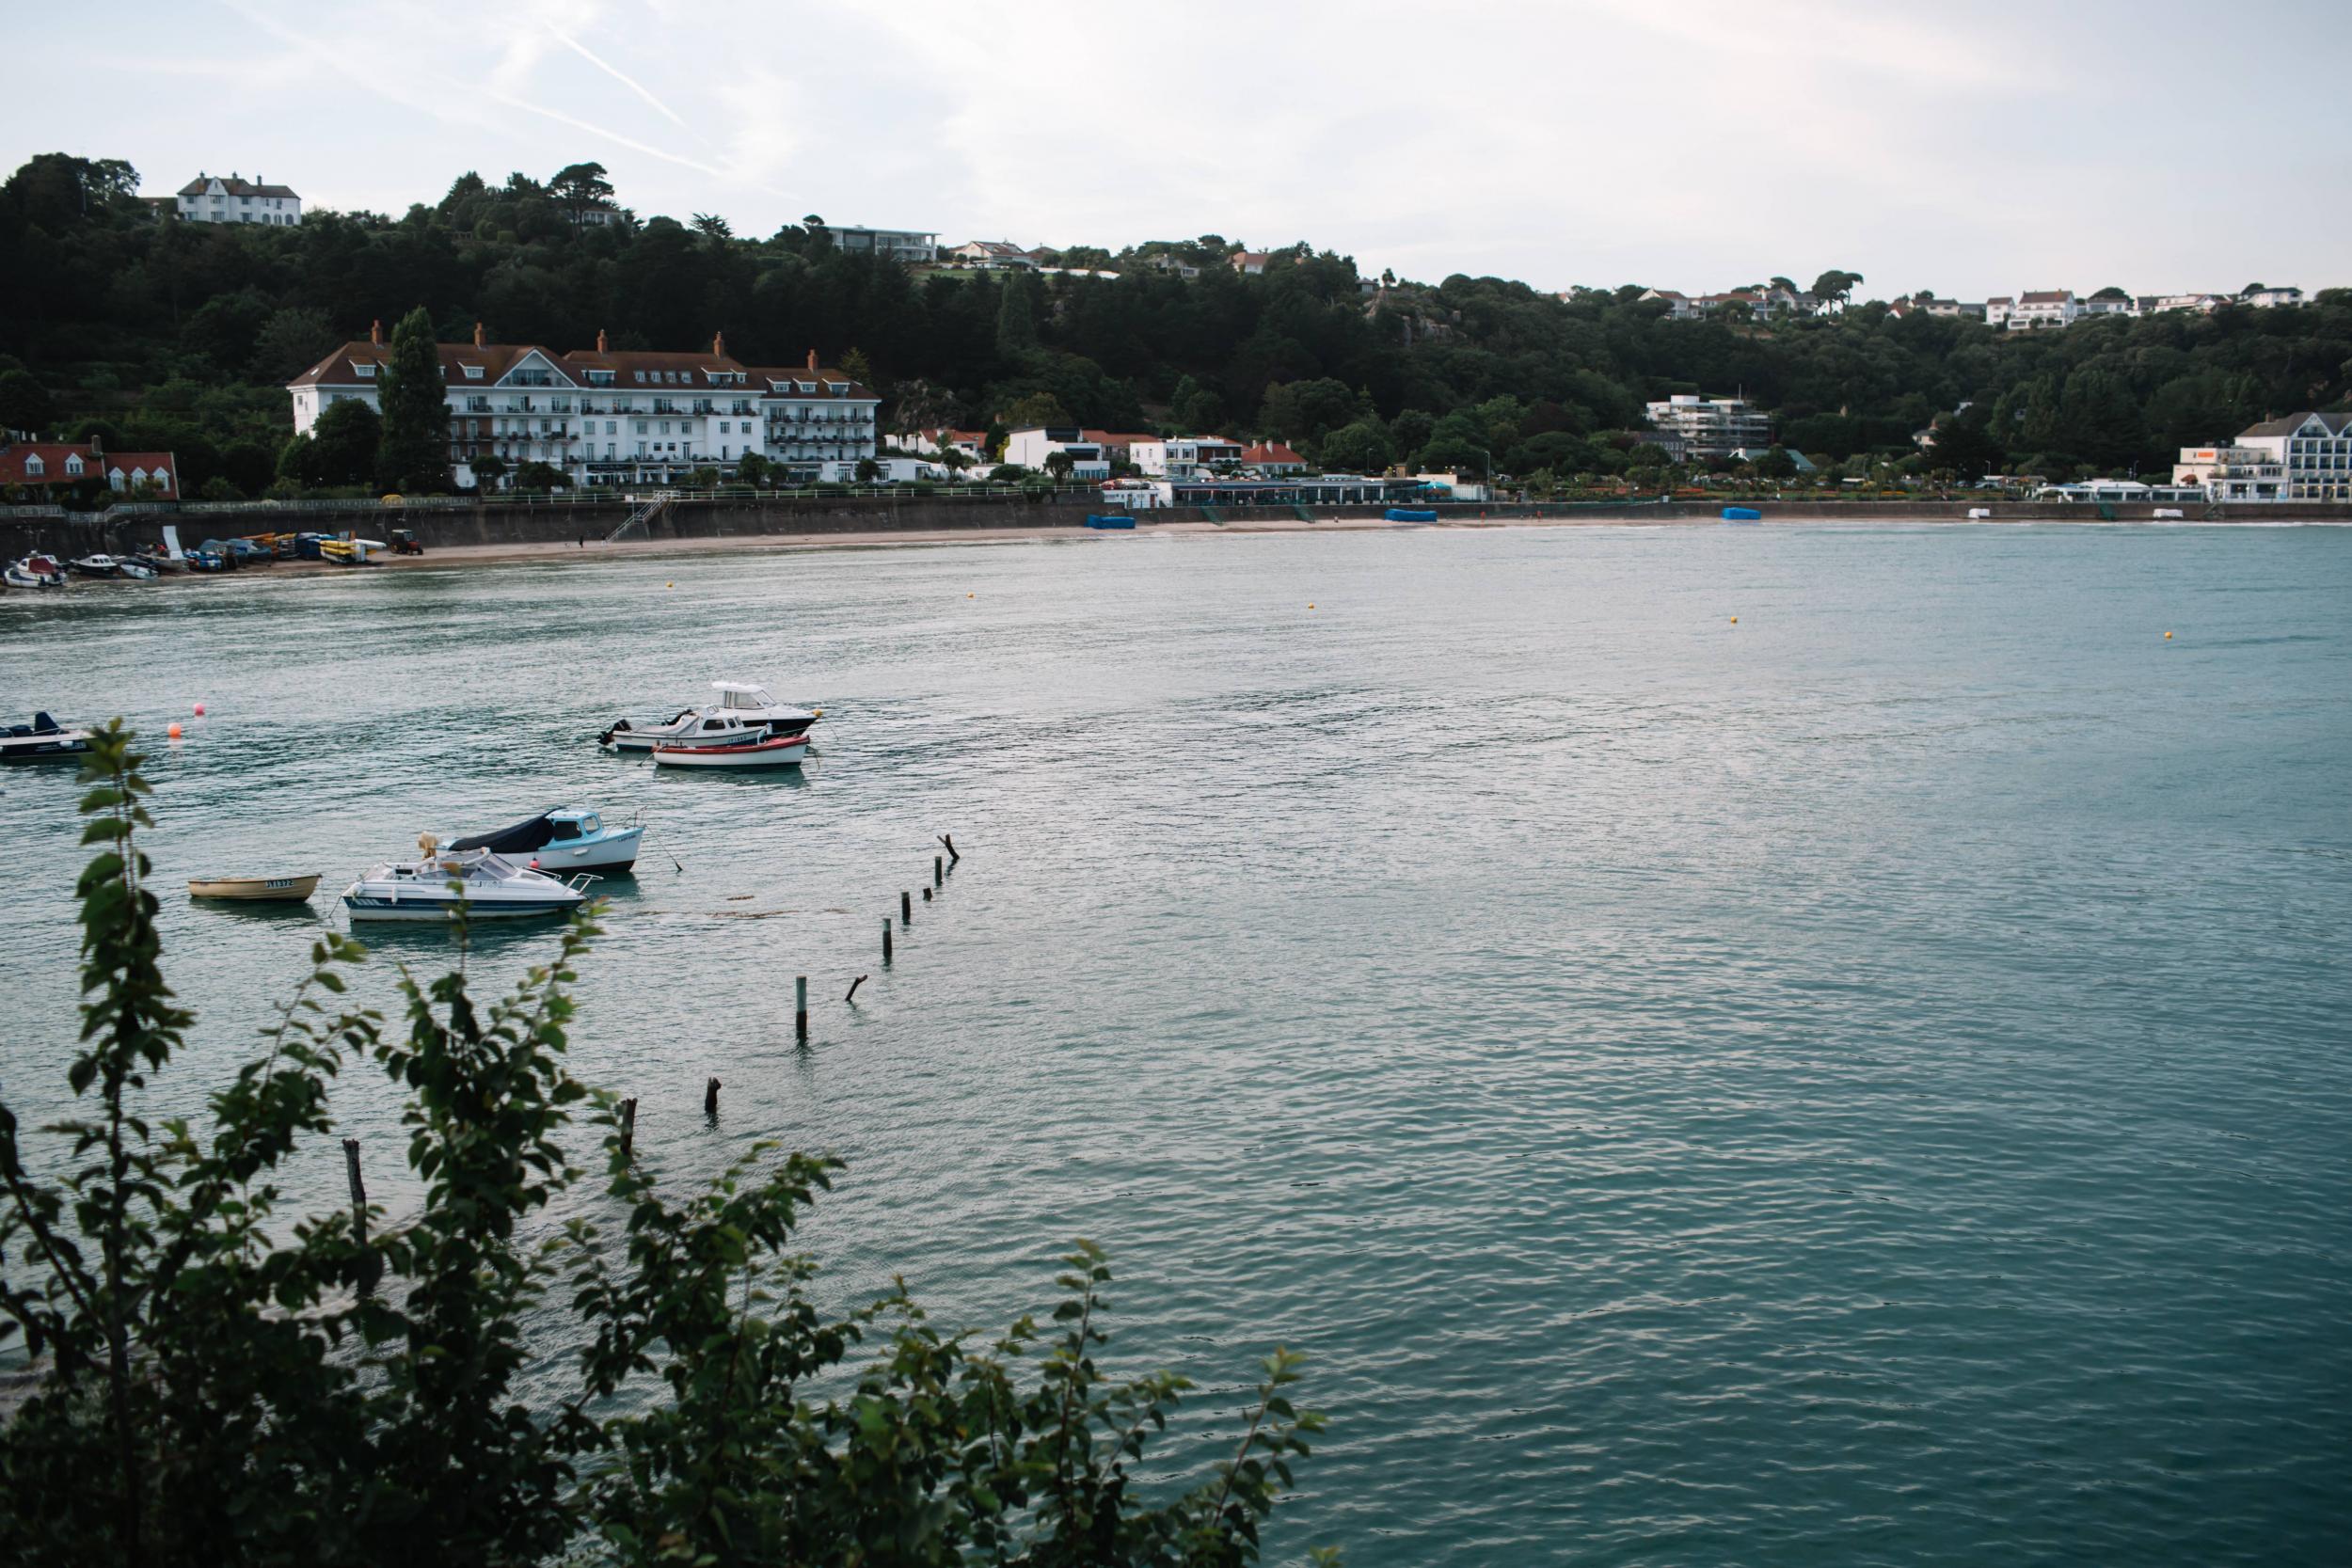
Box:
[488,92,728,178]
[552,28,706,141]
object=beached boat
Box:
[70,554,123,578]
[114,558,157,580]
[601,681,820,751]
[189,873,322,902]
[5,554,67,589]
[651,733,810,769]
[450,806,644,875]
[341,841,594,924]
[0,713,94,762]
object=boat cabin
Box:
[713,682,784,713]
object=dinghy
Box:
[189,873,322,902]
[651,732,810,769]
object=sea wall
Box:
[6,495,2351,562]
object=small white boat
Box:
[70,554,123,578]
[5,554,67,590]
[602,681,819,750]
[115,558,158,580]
[0,713,93,763]
[342,839,595,924]
[651,733,810,769]
[449,806,644,874]
[190,873,322,902]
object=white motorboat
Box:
[0,712,94,763]
[601,681,819,750]
[115,558,157,580]
[449,806,644,874]
[5,554,66,590]
[70,554,123,578]
[651,732,810,769]
[341,839,595,924]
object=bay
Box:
[2,521,2346,1565]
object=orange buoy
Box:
[167,721,183,739]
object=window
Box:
[633,372,645,384]
[463,365,484,379]
[24,455,43,476]
[635,420,647,435]
[355,363,375,378]
[65,454,84,475]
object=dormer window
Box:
[633,372,645,383]
[24,455,44,476]
[463,364,485,379]
[65,454,84,475]
[354,362,376,378]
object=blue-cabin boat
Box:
[1384,508,1439,523]
[1084,515,1136,530]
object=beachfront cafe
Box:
[1158,474,1437,509]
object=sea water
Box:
[1,523,2346,1564]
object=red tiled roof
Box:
[0,442,99,486]
[103,451,179,498]
[288,341,566,388]
[2020,290,2072,304]
[1242,441,1304,466]
[178,174,298,199]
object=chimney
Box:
[596,328,609,354]
[370,319,383,346]
[472,321,485,349]
[713,330,725,358]
[806,348,818,372]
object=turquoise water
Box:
[2,523,2347,1564]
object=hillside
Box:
[4,154,2348,499]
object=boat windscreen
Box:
[450,813,557,854]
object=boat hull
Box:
[342,893,584,922]
[0,735,92,763]
[652,736,808,768]
[191,874,321,901]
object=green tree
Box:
[1001,390,1072,427]
[375,307,448,492]
[309,399,382,487]
[470,453,509,490]
[0,368,54,434]
[1042,449,1076,481]
[515,459,568,490]
[854,456,882,483]
[1316,420,1391,473]
[995,273,1040,355]
[734,451,771,487]
[249,307,342,384]
[548,161,614,223]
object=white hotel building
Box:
[288,324,879,488]
[177,172,302,225]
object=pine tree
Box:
[375,307,448,492]
[994,273,1039,356]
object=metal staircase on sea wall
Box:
[608,492,674,542]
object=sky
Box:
[5,0,2346,300]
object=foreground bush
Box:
[0,724,1326,1567]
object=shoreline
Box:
[7,508,2344,588]
[243,508,2352,576]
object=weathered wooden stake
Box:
[704,1075,721,1116]
[342,1137,372,1297]
[901,889,912,925]
[846,974,868,1004]
[882,918,894,963]
[922,886,932,902]
[795,976,808,1041]
[939,832,960,865]
[934,854,944,887]
[619,1096,638,1159]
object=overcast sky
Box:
[7,0,2345,300]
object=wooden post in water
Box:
[342,1137,370,1296]
[704,1076,721,1116]
[846,974,867,1004]
[795,976,808,1041]
[934,855,944,887]
[619,1097,638,1159]
[939,832,960,865]
[922,886,932,902]
[882,918,894,964]
[901,889,912,926]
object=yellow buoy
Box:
[2164,630,2173,640]
[666,581,674,588]
[1309,603,1316,610]
[1730,616,1739,624]
[968,592,975,598]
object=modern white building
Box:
[1643,394,1772,460]
[896,427,989,461]
[2171,445,2287,501]
[176,172,301,226]
[2233,412,2352,500]
[287,323,878,489]
[1002,427,1110,479]
[1988,290,2079,329]
[2241,286,2304,309]
[1130,436,1245,479]
[819,226,937,262]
